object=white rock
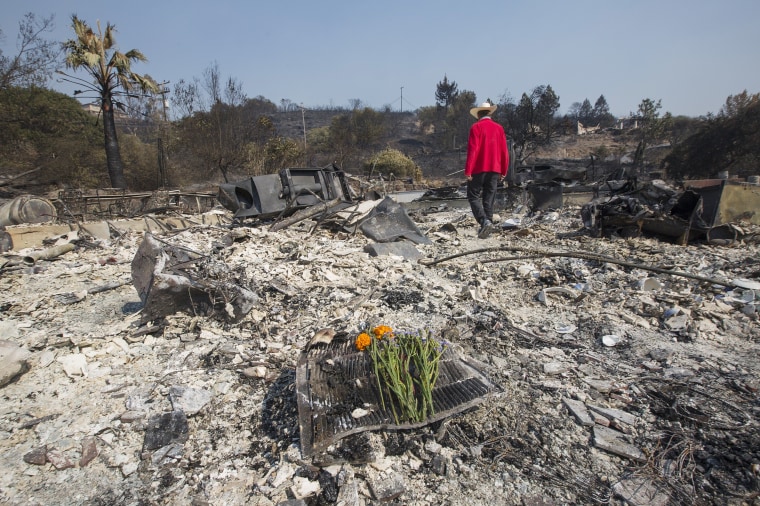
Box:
[0,340,30,386]
[242,366,268,379]
[543,362,567,375]
[57,353,88,378]
[168,386,213,416]
[111,337,130,354]
[121,461,138,477]
[291,476,321,499]
[37,349,56,368]
[0,320,20,339]
[269,463,295,487]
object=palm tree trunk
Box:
[102,97,127,189]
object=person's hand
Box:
[466,176,473,182]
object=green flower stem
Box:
[366,329,446,424]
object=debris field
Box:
[1,197,759,506]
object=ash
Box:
[1,203,759,506]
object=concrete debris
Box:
[367,470,406,502]
[593,426,645,462]
[0,191,758,505]
[612,476,670,506]
[562,398,595,427]
[56,353,88,378]
[0,339,30,387]
[587,404,637,426]
[168,386,213,417]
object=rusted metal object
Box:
[22,243,75,265]
[55,189,216,221]
[0,195,57,226]
[296,338,497,457]
[684,179,760,227]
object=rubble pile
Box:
[0,201,759,505]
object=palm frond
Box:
[103,23,116,50]
[124,49,148,62]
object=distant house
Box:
[616,117,639,130]
[577,121,601,135]
[81,101,129,120]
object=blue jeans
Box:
[467,172,500,225]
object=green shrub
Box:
[364,148,421,181]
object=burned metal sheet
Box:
[684,180,760,226]
[358,196,432,244]
[527,182,564,211]
[515,164,588,186]
[131,232,257,323]
[296,339,497,457]
[218,164,353,220]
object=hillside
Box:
[270,109,643,182]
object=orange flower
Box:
[355,332,372,351]
[372,325,393,340]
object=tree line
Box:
[1,13,758,191]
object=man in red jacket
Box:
[464,100,510,239]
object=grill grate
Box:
[296,339,497,456]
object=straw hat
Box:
[470,101,497,118]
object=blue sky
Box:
[1,0,758,118]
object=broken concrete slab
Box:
[583,378,615,393]
[168,386,213,417]
[0,340,30,387]
[587,404,637,426]
[56,353,88,378]
[562,398,595,427]
[367,471,406,502]
[612,476,670,506]
[593,426,645,462]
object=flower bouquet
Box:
[355,325,446,424]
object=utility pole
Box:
[156,81,170,122]
[400,86,403,113]
[300,104,307,165]
[156,81,170,188]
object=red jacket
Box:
[464,117,509,178]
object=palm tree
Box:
[60,15,158,189]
